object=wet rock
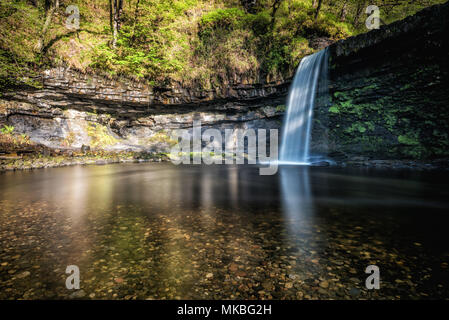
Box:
[81,145,90,153]
[43,149,51,157]
[69,290,86,299]
[95,160,108,165]
[16,271,31,279]
[318,288,328,295]
[114,277,124,283]
[262,281,273,290]
[229,263,238,272]
[349,288,361,297]
[311,161,330,167]
[236,270,247,277]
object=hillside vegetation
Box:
[0,0,446,89]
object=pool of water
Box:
[0,163,448,299]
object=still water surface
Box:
[0,163,448,299]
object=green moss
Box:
[63,132,76,147]
[402,146,425,158]
[432,129,449,143]
[326,78,445,160]
[328,106,340,113]
[398,134,420,146]
[333,91,347,99]
[345,122,367,134]
[145,131,178,147]
[363,84,379,90]
[87,123,118,148]
[400,83,412,91]
[275,105,286,112]
[365,122,375,131]
[1,124,14,134]
[384,114,397,131]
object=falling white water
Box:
[279,48,329,165]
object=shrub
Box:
[246,11,271,36]
[87,123,118,148]
[199,8,246,38]
[0,124,14,135]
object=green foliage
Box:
[276,105,286,112]
[398,134,420,146]
[246,11,271,36]
[199,8,246,38]
[0,0,446,87]
[400,83,412,91]
[375,0,447,26]
[89,0,195,81]
[87,123,118,148]
[90,42,175,79]
[328,106,340,113]
[145,131,178,146]
[0,49,41,90]
[302,13,352,39]
[1,124,14,135]
[345,122,367,134]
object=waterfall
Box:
[280,48,329,164]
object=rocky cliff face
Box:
[313,1,449,160]
[1,2,448,160]
[0,67,287,152]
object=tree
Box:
[110,0,124,48]
[353,0,367,26]
[130,0,141,45]
[270,0,283,30]
[339,1,348,22]
[35,0,59,53]
[315,0,323,19]
[241,0,258,13]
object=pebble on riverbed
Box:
[0,178,447,300]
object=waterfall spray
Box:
[279,48,329,165]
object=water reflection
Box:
[1,164,449,299]
[66,166,89,224]
[280,166,314,235]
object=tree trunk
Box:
[339,1,348,22]
[131,0,141,45]
[353,1,366,26]
[44,0,52,11]
[111,0,123,48]
[112,0,118,48]
[270,0,282,31]
[315,0,323,20]
[312,0,318,8]
[109,0,113,32]
[36,0,59,53]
